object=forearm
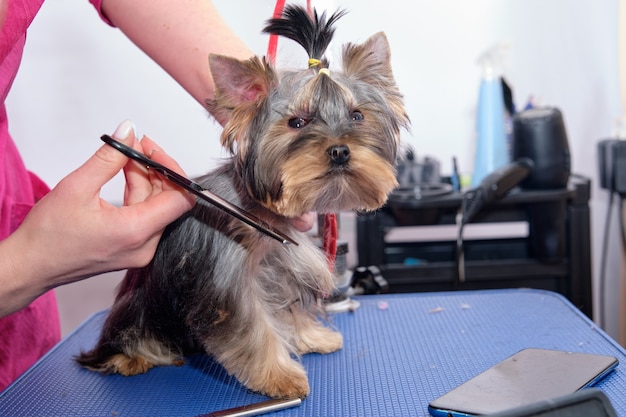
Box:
[100,0,253,107]
[0,202,109,317]
[0,231,50,317]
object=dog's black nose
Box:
[327,144,350,165]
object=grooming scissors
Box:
[101,134,297,245]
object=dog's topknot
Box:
[262,5,347,69]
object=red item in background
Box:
[266,0,286,64]
[266,0,313,65]
[322,213,338,271]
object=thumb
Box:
[74,120,138,188]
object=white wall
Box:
[6,1,623,338]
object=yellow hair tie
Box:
[308,58,322,68]
[318,68,330,77]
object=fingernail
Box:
[112,119,136,141]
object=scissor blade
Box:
[192,189,298,245]
[100,135,298,245]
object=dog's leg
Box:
[291,306,343,355]
[206,303,310,399]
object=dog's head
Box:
[206,6,410,217]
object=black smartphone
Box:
[486,388,618,417]
[427,348,619,417]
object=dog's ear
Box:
[341,32,395,85]
[342,32,410,132]
[205,55,275,140]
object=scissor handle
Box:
[100,135,297,245]
[100,135,203,192]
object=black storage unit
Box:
[356,174,593,317]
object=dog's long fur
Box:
[77,5,409,399]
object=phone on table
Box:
[427,348,619,417]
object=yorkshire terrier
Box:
[77,5,409,399]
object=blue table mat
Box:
[1,289,625,417]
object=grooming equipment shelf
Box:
[357,174,592,317]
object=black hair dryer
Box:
[512,107,571,190]
[512,107,571,262]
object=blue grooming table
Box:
[1,289,625,416]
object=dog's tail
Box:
[75,270,185,375]
[76,335,182,376]
[75,312,184,376]
[75,341,126,374]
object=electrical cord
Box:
[598,191,615,330]
[455,188,484,285]
[621,197,626,344]
[454,161,530,287]
[620,196,626,247]
[455,209,466,286]
[620,196,626,326]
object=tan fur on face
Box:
[274,145,398,216]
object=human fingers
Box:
[118,185,195,240]
[70,120,135,196]
[139,136,195,206]
[118,122,157,205]
[290,212,315,232]
[123,135,195,228]
[140,136,189,178]
[137,136,166,196]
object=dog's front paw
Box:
[247,361,310,399]
[295,325,343,354]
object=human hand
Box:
[0,121,194,316]
[290,212,315,232]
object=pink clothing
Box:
[0,0,108,391]
[89,0,111,26]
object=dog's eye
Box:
[288,117,310,129]
[351,111,364,121]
